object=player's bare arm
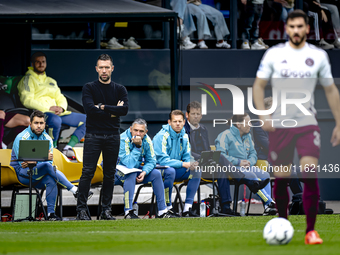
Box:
[324,84,340,146]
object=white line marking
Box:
[0,230,306,235]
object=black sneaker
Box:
[247,178,270,194]
[159,210,178,218]
[182,208,200,217]
[167,209,181,218]
[124,209,140,219]
[73,190,94,201]
[48,213,62,221]
[221,207,240,216]
[100,210,116,220]
[263,202,277,216]
[76,210,91,220]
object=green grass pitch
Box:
[0,215,339,255]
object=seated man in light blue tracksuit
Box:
[113,118,177,219]
[153,110,201,217]
[10,110,89,221]
[215,114,276,216]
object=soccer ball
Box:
[263,218,294,245]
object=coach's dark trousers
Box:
[76,133,120,213]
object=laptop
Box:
[199,151,221,166]
[18,140,50,161]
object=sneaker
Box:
[106,37,125,49]
[241,41,251,49]
[124,209,140,219]
[159,210,178,218]
[177,24,184,35]
[48,213,62,221]
[333,38,340,48]
[247,178,270,194]
[251,41,266,50]
[100,210,116,220]
[216,41,231,49]
[73,190,94,201]
[180,37,196,50]
[100,42,108,48]
[222,207,240,216]
[305,230,323,245]
[62,148,76,160]
[1,142,7,149]
[76,210,91,220]
[182,208,200,217]
[263,202,277,216]
[123,37,141,49]
[319,39,334,50]
[198,40,208,49]
[257,38,269,49]
[167,209,181,218]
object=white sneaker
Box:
[241,41,250,49]
[334,38,340,48]
[63,148,76,160]
[319,38,334,50]
[257,38,269,49]
[123,37,141,49]
[106,37,125,49]
[198,40,208,49]
[180,37,196,50]
[1,142,7,149]
[251,41,266,50]
[216,41,231,49]
[177,24,184,35]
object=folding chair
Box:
[232,160,270,215]
[133,180,187,217]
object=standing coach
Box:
[76,54,129,220]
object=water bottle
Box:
[240,199,246,217]
[133,202,139,216]
[200,200,206,217]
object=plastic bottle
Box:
[206,202,210,216]
[240,199,246,217]
[133,202,139,216]
[200,200,206,217]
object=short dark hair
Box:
[30,110,45,122]
[169,110,185,121]
[31,52,46,64]
[286,9,309,25]
[228,114,249,128]
[97,54,113,65]
[186,101,201,113]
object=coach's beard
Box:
[99,75,110,83]
[289,34,306,46]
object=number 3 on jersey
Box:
[313,131,321,148]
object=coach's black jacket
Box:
[184,121,210,160]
